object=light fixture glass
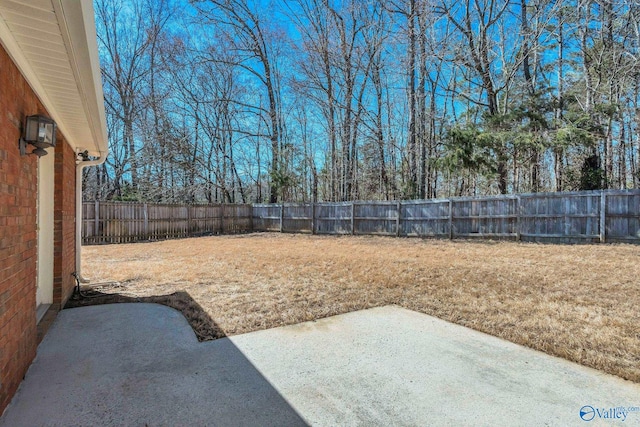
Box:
[24,115,56,147]
[19,115,57,157]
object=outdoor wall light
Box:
[19,115,57,158]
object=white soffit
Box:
[0,0,108,157]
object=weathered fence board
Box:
[84,190,640,245]
[451,196,518,238]
[82,202,252,244]
[252,204,281,232]
[315,203,352,235]
[223,204,253,234]
[519,192,602,242]
[250,190,640,244]
[282,204,313,233]
[353,202,397,236]
[606,192,640,242]
[400,200,450,237]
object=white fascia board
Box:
[0,1,108,158]
[0,10,74,147]
[54,0,108,157]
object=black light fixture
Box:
[19,115,57,158]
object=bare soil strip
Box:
[81,233,640,383]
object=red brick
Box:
[0,42,77,414]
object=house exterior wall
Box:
[54,137,77,307]
[0,42,77,414]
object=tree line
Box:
[85,0,640,203]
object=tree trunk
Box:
[407,0,418,198]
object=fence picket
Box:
[82,202,252,244]
[83,190,640,245]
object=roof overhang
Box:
[0,0,108,158]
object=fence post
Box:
[351,202,356,235]
[600,191,606,243]
[515,196,521,241]
[220,204,224,234]
[143,203,149,238]
[280,203,285,233]
[564,196,571,237]
[448,199,453,240]
[311,202,316,235]
[396,201,401,237]
[187,205,192,237]
[94,200,99,242]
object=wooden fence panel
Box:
[315,203,352,234]
[451,196,518,238]
[519,192,601,242]
[252,204,281,231]
[147,204,189,240]
[83,202,251,244]
[82,202,96,242]
[605,191,640,243]
[84,190,640,244]
[400,200,450,237]
[95,202,146,244]
[223,204,253,234]
[283,204,313,233]
[190,205,222,235]
[353,202,397,235]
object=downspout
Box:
[75,151,107,282]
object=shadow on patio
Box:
[65,288,225,341]
[1,300,308,426]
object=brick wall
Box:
[53,139,76,307]
[0,43,77,414]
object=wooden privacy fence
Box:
[253,190,640,244]
[82,202,252,244]
[83,190,640,244]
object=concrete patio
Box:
[1,304,638,426]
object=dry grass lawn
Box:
[81,233,640,383]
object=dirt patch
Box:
[80,233,640,383]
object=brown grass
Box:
[81,233,640,383]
